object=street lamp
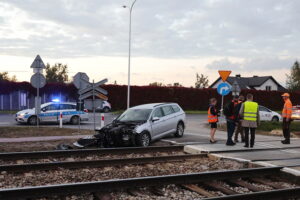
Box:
[123,0,137,109]
[231,80,241,97]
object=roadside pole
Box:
[100,113,105,128]
[59,111,63,128]
[92,80,96,131]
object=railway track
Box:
[0,153,207,172]
[0,166,298,200]
[0,145,184,160]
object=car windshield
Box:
[116,109,152,122]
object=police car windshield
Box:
[116,109,152,122]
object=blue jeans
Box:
[226,121,236,144]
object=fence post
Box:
[59,111,63,128]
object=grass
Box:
[257,121,300,132]
[185,110,207,114]
[0,127,94,138]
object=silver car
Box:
[77,103,186,148]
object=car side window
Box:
[153,108,164,118]
[60,104,75,110]
[44,104,59,111]
[171,105,180,113]
[259,106,270,112]
[162,106,175,116]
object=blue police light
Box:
[52,98,60,102]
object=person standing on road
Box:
[239,93,259,148]
[223,96,239,146]
[208,98,219,143]
[281,93,293,144]
[234,95,245,143]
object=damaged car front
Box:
[74,108,152,148]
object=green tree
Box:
[0,72,17,82]
[286,61,300,91]
[45,63,69,83]
[195,73,209,88]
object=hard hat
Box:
[282,93,290,97]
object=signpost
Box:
[217,70,232,117]
[30,55,46,128]
[73,73,108,131]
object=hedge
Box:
[1,80,299,111]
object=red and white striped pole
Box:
[100,113,105,128]
[59,112,63,128]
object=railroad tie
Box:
[201,181,238,195]
[249,178,283,190]
[227,179,264,192]
[181,184,214,197]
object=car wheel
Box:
[271,116,279,122]
[28,116,38,125]
[174,122,184,137]
[103,107,110,113]
[71,116,80,125]
[136,132,151,147]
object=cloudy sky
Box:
[0,0,299,86]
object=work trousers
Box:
[282,118,291,142]
[234,121,245,142]
[226,121,236,145]
[244,127,256,147]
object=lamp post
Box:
[123,0,137,109]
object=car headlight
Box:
[18,113,25,117]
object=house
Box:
[209,75,286,91]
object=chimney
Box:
[236,74,241,78]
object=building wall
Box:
[254,79,278,91]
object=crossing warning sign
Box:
[218,70,231,82]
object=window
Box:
[161,106,175,116]
[60,104,76,110]
[153,108,164,118]
[266,86,272,91]
[259,106,270,112]
[43,104,59,111]
[171,105,180,113]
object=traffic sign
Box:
[218,70,231,82]
[30,55,46,69]
[78,79,108,95]
[217,82,231,96]
[30,73,46,89]
[98,93,108,101]
[73,72,90,90]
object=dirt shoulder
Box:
[0,127,93,138]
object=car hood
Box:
[16,109,34,115]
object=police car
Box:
[16,101,89,125]
[259,105,282,122]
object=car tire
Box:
[103,107,110,113]
[136,132,151,147]
[271,116,279,122]
[71,116,80,125]
[174,122,184,137]
[28,116,38,125]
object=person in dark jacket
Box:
[234,95,245,143]
[208,98,219,143]
[224,96,239,146]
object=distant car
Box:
[292,106,300,120]
[259,105,281,122]
[96,101,111,113]
[74,103,186,148]
[16,102,89,125]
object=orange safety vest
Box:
[208,106,218,123]
[282,99,293,119]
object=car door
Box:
[40,104,59,122]
[150,107,167,137]
[59,104,74,122]
[161,105,176,133]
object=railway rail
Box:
[0,166,298,200]
[0,145,184,160]
[0,153,207,172]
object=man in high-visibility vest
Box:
[239,93,259,148]
[281,93,293,144]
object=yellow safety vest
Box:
[243,101,258,121]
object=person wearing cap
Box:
[281,93,293,144]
